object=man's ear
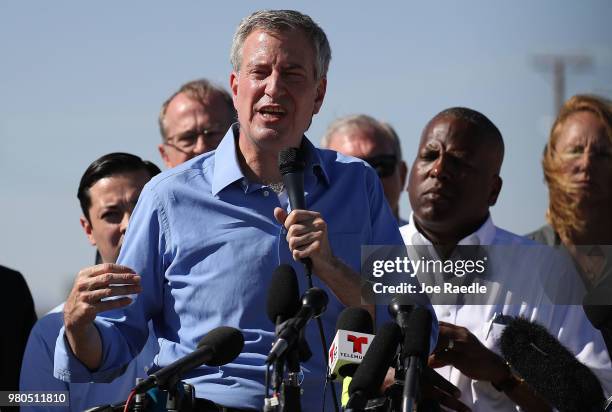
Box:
[80,216,96,246]
[230,71,239,111]
[399,160,408,191]
[312,77,327,115]
[158,144,172,169]
[488,175,503,206]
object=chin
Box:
[417,204,453,224]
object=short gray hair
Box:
[230,10,331,80]
[322,114,403,159]
[158,78,236,141]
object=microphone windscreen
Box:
[349,321,402,399]
[402,306,432,358]
[500,317,604,412]
[278,147,305,175]
[266,264,300,323]
[197,326,244,366]
[336,307,374,334]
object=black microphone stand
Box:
[282,347,302,411]
[302,262,339,412]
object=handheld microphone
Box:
[400,306,432,412]
[329,307,375,381]
[266,287,329,364]
[134,326,244,394]
[346,321,402,410]
[500,317,605,412]
[278,147,312,275]
[279,147,307,210]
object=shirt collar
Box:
[212,123,244,197]
[211,124,329,197]
[407,212,496,246]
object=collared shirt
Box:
[21,304,158,412]
[401,213,612,412]
[54,124,418,410]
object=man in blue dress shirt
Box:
[54,10,435,410]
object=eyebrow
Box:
[171,126,224,139]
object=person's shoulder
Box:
[525,224,557,246]
[316,148,378,187]
[0,264,25,283]
[492,225,538,245]
[0,265,33,300]
[317,147,369,168]
[148,152,215,191]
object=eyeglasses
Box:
[165,127,225,152]
[364,154,398,178]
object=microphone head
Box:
[500,317,604,412]
[278,147,305,175]
[388,296,414,328]
[197,326,244,366]
[402,306,432,358]
[266,264,300,324]
[335,307,375,378]
[349,321,402,399]
[302,287,328,317]
[336,307,374,334]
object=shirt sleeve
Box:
[54,183,168,383]
[20,314,69,412]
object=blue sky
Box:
[1,1,611,314]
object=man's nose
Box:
[192,134,208,156]
[120,212,130,234]
[430,154,451,180]
[264,71,285,98]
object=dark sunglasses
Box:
[364,154,398,178]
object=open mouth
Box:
[257,105,286,121]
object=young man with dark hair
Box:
[20,153,161,412]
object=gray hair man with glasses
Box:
[322,114,408,224]
[157,79,236,168]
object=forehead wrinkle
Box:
[244,29,316,77]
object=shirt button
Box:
[263,190,269,197]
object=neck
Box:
[413,214,489,257]
[237,135,282,185]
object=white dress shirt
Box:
[400,213,612,411]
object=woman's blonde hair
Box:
[543,94,612,240]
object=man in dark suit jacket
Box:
[1,265,36,395]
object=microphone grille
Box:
[278,147,305,175]
[349,321,402,398]
[267,264,300,323]
[500,317,604,411]
[197,326,244,366]
[336,307,374,334]
[402,306,432,358]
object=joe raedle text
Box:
[371,282,488,295]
